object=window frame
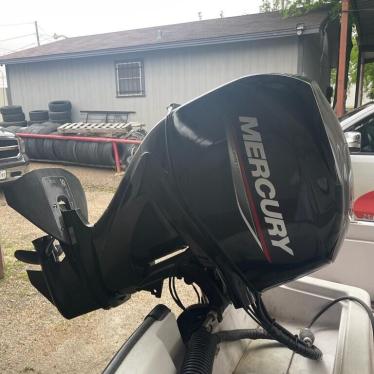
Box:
[115,60,145,98]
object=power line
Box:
[38,25,53,37]
[0,21,34,27]
[38,25,61,40]
[0,33,35,43]
[39,35,54,41]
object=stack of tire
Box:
[16,122,60,160]
[48,100,72,124]
[52,139,130,167]
[4,107,147,169]
[29,110,49,125]
[0,105,27,130]
[10,121,134,168]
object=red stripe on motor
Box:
[232,130,272,263]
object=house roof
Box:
[0,9,329,65]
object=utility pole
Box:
[34,21,40,46]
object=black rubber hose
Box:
[181,328,219,374]
[308,296,374,334]
[215,327,273,342]
[256,296,322,360]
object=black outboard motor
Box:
[4,75,351,356]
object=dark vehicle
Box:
[4,75,356,372]
[0,128,28,184]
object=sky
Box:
[0,0,263,56]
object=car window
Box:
[347,114,374,153]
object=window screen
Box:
[116,61,145,97]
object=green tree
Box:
[260,0,286,12]
[259,0,340,16]
[260,0,374,101]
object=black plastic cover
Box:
[94,74,351,292]
[4,168,87,243]
[5,74,352,317]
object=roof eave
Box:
[0,27,321,65]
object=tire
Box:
[48,101,71,112]
[23,139,33,158]
[17,123,59,134]
[1,125,24,134]
[65,140,78,162]
[17,125,43,159]
[43,138,57,160]
[49,119,71,125]
[0,105,22,115]
[0,120,27,127]
[36,122,60,134]
[29,110,49,122]
[48,111,71,123]
[97,143,114,166]
[2,112,25,122]
[19,125,60,162]
[75,142,99,165]
[30,139,45,159]
[53,140,67,161]
[16,125,42,134]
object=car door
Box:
[345,112,374,200]
[314,111,374,296]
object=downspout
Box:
[297,37,304,75]
[335,0,350,117]
[296,24,305,76]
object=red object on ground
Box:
[353,191,374,220]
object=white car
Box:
[315,102,374,297]
[341,102,374,203]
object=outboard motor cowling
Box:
[5,74,351,319]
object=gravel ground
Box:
[0,163,194,374]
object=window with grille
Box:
[115,61,145,97]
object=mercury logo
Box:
[239,116,294,256]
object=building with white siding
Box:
[0,9,338,129]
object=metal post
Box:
[112,142,122,173]
[34,21,40,46]
[354,48,362,108]
[335,0,350,117]
[357,55,365,107]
